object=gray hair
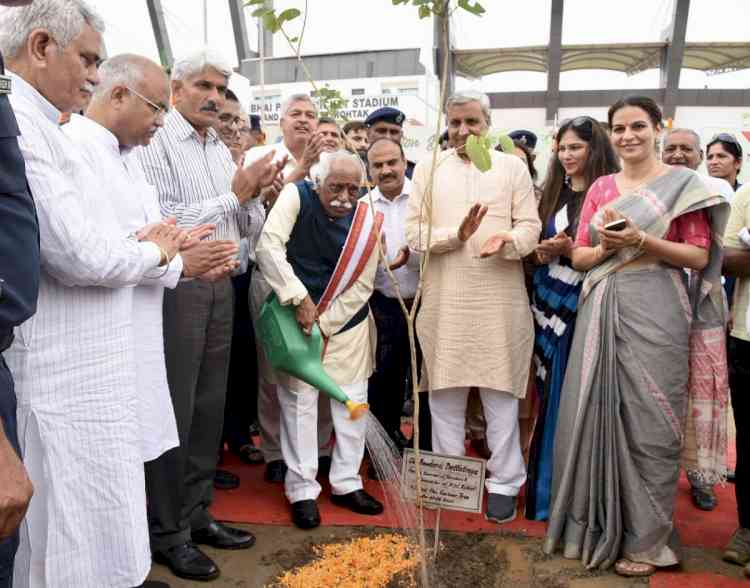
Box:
[314,149,363,186]
[0,0,105,58]
[171,48,233,81]
[93,54,164,99]
[663,127,702,149]
[445,90,492,124]
[280,93,318,119]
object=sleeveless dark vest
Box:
[286,181,369,335]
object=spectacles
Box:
[126,86,168,117]
[710,133,743,157]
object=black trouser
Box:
[145,278,234,551]
[0,352,19,588]
[222,270,258,451]
[730,336,750,528]
[368,291,431,451]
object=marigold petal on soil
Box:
[273,533,419,588]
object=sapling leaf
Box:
[277,8,301,25]
[457,0,486,16]
[496,133,515,154]
[263,12,278,32]
[251,7,272,17]
[466,134,492,173]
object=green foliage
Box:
[466,134,493,173]
[496,133,515,155]
[391,0,484,18]
[312,85,349,120]
[245,1,300,33]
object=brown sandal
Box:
[614,559,656,577]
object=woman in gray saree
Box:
[543,96,730,578]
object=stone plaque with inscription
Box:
[400,449,486,513]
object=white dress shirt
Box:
[5,72,156,588]
[362,178,420,299]
[63,114,181,463]
[137,109,265,270]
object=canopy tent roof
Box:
[454,42,750,78]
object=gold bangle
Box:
[638,230,647,250]
[154,245,171,278]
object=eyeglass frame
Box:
[126,86,168,117]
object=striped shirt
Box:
[137,109,265,249]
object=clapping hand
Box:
[140,221,188,264]
[480,232,512,258]
[198,259,241,282]
[535,231,574,263]
[458,203,488,242]
[388,246,410,271]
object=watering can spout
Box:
[258,294,369,421]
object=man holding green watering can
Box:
[256,149,385,530]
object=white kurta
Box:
[5,73,160,588]
[63,114,181,463]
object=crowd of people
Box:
[0,1,749,587]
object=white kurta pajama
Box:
[256,183,377,503]
[63,114,181,462]
[406,149,542,497]
[5,73,163,587]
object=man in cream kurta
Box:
[256,150,384,529]
[406,91,541,524]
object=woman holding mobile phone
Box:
[525,116,618,521]
[543,96,730,578]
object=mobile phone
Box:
[604,218,627,232]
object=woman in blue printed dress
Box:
[525,116,619,520]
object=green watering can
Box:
[258,294,369,421]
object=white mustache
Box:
[330,199,353,209]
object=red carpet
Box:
[211,440,738,550]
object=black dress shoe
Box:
[318,455,332,477]
[213,469,239,490]
[330,489,384,515]
[152,542,219,582]
[192,521,256,550]
[137,582,171,588]
[291,499,321,529]
[265,459,287,483]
